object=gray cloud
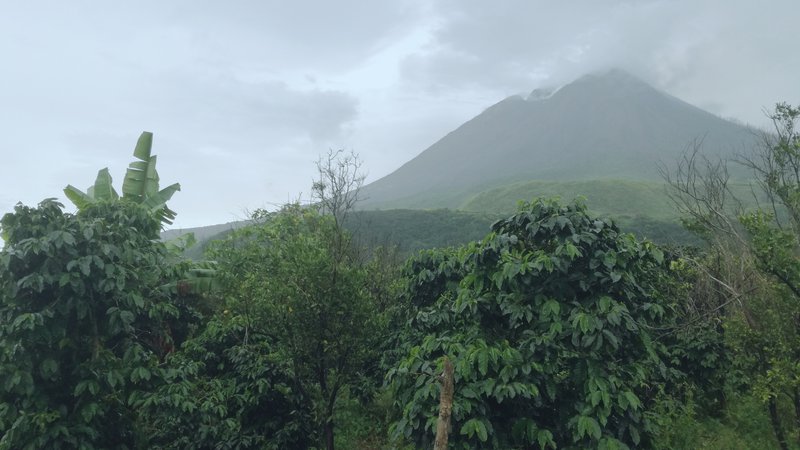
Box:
[400,0,800,125]
[0,1,366,227]
[169,0,424,71]
[1,0,797,228]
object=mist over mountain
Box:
[168,69,760,249]
[360,69,759,210]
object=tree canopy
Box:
[387,198,675,449]
[0,200,178,449]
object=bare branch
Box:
[658,138,745,243]
[311,149,367,229]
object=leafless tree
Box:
[658,138,745,242]
[660,105,800,450]
[311,149,369,267]
[738,103,800,234]
[311,149,367,229]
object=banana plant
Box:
[63,132,181,225]
[121,132,181,225]
[64,168,119,209]
[63,132,217,296]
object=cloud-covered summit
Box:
[360,69,758,209]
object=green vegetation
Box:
[136,296,312,449]
[64,131,181,226]
[657,103,800,450]
[0,200,184,448]
[3,103,800,449]
[207,205,384,450]
[386,198,675,448]
[460,179,704,244]
[177,209,497,261]
[461,179,675,218]
[348,209,498,254]
[181,206,698,262]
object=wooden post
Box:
[434,357,455,450]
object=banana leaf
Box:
[64,168,119,209]
[163,260,220,295]
[141,183,181,224]
[122,132,161,202]
[89,168,119,201]
[63,184,93,210]
[165,232,197,254]
[63,131,179,225]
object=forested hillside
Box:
[178,209,499,261]
[179,205,698,261]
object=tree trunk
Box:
[317,357,335,450]
[324,418,335,450]
[768,396,789,450]
[434,357,455,450]
[323,384,337,450]
[793,388,800,446]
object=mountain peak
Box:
[575,68,649,84]
[560,68,658,98]
[527,87,558,101]
[360,70,757,210]
[587,67,640,79]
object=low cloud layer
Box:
[1,0,797,227]
[401,0,797,124]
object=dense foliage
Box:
[136,314,312,449]
[661,103,800,449]
[206,205,385,449]
[3,105,800,449]
[387,198,676,449]
[183,209,697,262]
[0,200,178,449]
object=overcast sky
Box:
[2,0,797,229]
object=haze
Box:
[1,0,797,228]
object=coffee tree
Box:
[387,198,675,449]
[0,200,178,449]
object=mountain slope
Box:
[360,69,758,210]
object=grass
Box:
[460,179,679,219]
[332,389,413,450]
[655,392,798,450]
